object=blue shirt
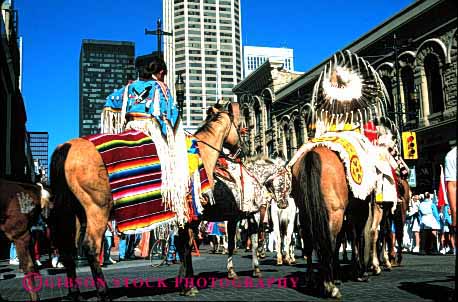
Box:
[103,79,179,136]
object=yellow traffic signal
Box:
[402,131,418,159]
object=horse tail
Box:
[295,150,334,279]
[49,143,79,252]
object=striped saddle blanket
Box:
[84,130,210,233]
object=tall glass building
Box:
[79,40,136,136]
[163,0,243,130]
[27,131,49,183]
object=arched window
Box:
[381,75,395,121]
[243,108,251,152]
[294,118,303,147]
[400,66,416,119]
[424,54,444,114]
[254,102,261,135]
[283,123,291,159]
[265,99,272,129]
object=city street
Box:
[0,245,455,301]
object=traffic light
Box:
[402,131,418,159]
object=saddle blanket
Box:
[85,130,211,234]
[290,131,378,200]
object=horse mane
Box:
[244,155,286,168]
[195,111,228,136]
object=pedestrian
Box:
[408,194,421,253]
[444,146,456,255]
[102,221,117,266]
[30,213,46,267]
[9,242,19,265]
[419,192,440,254]
[439,203,455,254]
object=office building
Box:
[79,40,136,136]
[163,0,243,130]
[244,46,294,77]
[27,132,49,183]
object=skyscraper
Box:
[27,132,49,183]
[244,46,294,77]
[79,40,136,136]
[163,0,243,130]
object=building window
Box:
[401,66,416,119]
[424,54,444,114]
[294,118,303,147]
[381,76,395,121]
[254,102,261,135]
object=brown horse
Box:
[49,104,242,301]
[0,179,52,301]
[291,147,373,299]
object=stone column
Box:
[419,66,430,126]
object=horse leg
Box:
[226,219,238,279]
[251,230,262,278]
[371,203,383,275]
[379,207,392,271]
[14,232,39,301]
[177,225,197,296]
[285,208,296,265]
[81,209,110,301]
[257,205,267,259]
[394,206,404,265]
[272,203,283,265]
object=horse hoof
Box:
[252,267,262,278]
[181,287,198,296]
[228,268,238,280]
[277,259,283,266]
[373,266,382,275]
[331,287,342,299]
[356,276,369,282]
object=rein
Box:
[187,111,243,160]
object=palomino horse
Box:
[49,104,242,300]
[290,147,373,299]
[0,179,52,301]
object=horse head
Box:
[260,157,292,209]
[202,102,246,160]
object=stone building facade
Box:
[234,0,456,193]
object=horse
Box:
[177,155,292,285]
[0,179,52,301]
[261,158,297,266]
[270,196,297,265]
[368,128,411,275]
[370,177,410,274]
[49,104,243,300]
[290,142,375,299]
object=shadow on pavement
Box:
[399,276,455,302]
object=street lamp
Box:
[175,72,185,118]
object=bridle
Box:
[264,166,292,208]
[191,110,244,160]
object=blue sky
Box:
[15,0,413,160]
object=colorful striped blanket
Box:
[84,130,211,234]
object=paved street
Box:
[0,246,455,301]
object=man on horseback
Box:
[101,55,179,135]
[101,56,190,225]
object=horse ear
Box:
[228,102,240,127]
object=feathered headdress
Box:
[311,50,391,135]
